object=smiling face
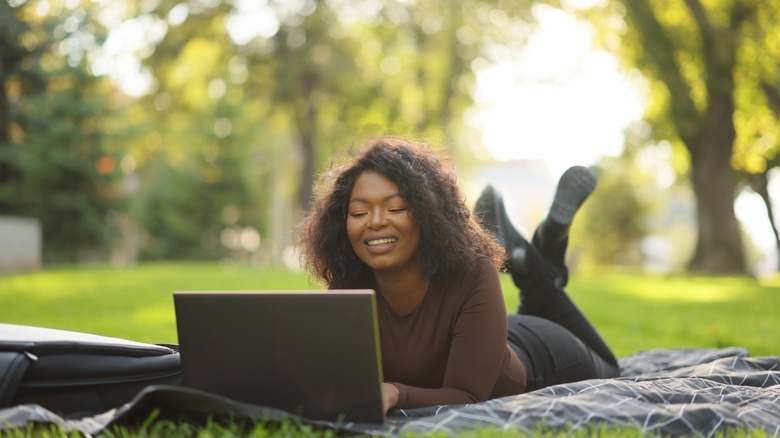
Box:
[346,171,423,275]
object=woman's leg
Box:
[530,166,598,287]
[474,173,618,375]
[508,242,619,371]
[474,166,597,286]
[473,185,565,287]
[507,314,619,391]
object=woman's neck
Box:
[374,266,430,315]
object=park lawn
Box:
[1,263,779,357]
[0,263,318,344]
[501,268,780,358]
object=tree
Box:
[0,1,119,262]
[740,78,780,271]
[0,1,45,190]
[562,0,773,274]
[576,158,650,267]
[237,0,540,213]
[95,1,272,261]
[723,1,780,272]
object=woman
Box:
[296,136,619,413]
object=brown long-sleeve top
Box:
[376,257,527,409]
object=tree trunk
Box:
[687,92,746,274]
[0,33,16,187]
[294,75,318,214]
[297,129,316,213]
[0,78,10,185]
[747,171,780,271]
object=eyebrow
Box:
[348,193,404,204]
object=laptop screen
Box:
[173,290,385,424]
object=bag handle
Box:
[0,351,34,407]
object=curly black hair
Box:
[296,136,505,289]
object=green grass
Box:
[2,263,779,436]
[0,262,317,344]
[4,263,779,356]
[499,268,780,358]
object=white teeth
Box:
[367,238,397,246]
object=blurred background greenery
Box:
[2,0,780,278]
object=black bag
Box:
[0,323,181,417]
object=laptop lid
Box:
[173,290,385,424]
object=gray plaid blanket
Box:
[389,347,780,436]
[2,347,779,436]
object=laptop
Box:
[173,290,385,424]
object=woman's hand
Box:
[381,382,400,413]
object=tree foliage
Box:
[0,1,119,263]
[575,158,650,267]
[740,45,780,270]
[0,0,547,263]
[120,0,538,262]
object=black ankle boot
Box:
[532,166,597,285]
[474,185,544,272]
[548,166,597,225]
[474,185,529,270]
[474,185,568,313]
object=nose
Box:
[367,208,387,229]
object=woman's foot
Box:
[547,166,597,226]
[474,185,568,312]
[532,166,597,285]
[473,185,529,270]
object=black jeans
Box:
[507,314,620,392]
[503,224,620,391]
